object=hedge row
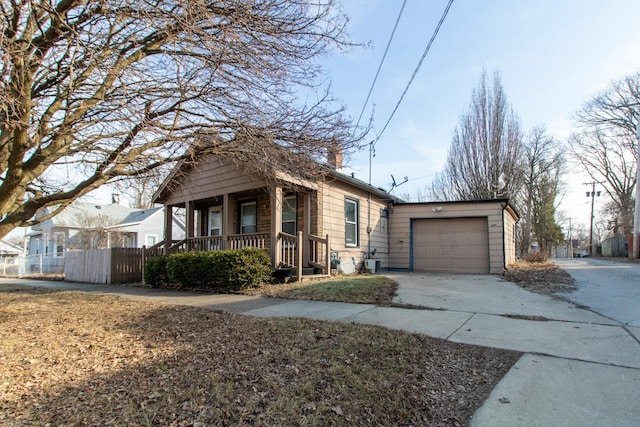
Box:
[144,248,273,291]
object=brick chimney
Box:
[327,149,343,169]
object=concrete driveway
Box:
[386,272,610,323]
[555,258,640,326]
[383,272,640,427]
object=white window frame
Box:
[240,201,257,234]
[145,234,158,247]
[345,198,359,247]
[208,206,223,236]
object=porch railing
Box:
[145,232,329,281]
[278,232,298,269]
[308,233,330,273]
[228,233,269,250]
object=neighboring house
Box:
[0,239,24,258]
[26,201,185,274]
[104,207,186,249]
[152,153,519,278]
[0,240,25,277]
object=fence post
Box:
[296,231,303,281]
[325,234,330,275]
[141,245,146,285]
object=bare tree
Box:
[570,72,640,238]
[575,71,640,136]
[430,70,524,202]
[519,126,565,254]
[109,166,173,209]
[70,210,123,250]
[0,0,359,239]
[568,129,636,236]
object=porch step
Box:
[272,267,329,283]
[299,274,330,282]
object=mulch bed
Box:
[503,260,576,295]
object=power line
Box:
[354,0,408,129]
[372,0,455,148]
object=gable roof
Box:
[114,207,163,227]
[33,202,142,231]
[153,153,401,204]
[0,239,24,256]
[104,207,186,231]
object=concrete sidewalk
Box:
[2,275,639,426]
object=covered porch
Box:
[148,185,330,281]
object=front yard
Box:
[0,284,519,426]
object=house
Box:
[104,207,186,249]
[0,239,24,258]
[151,153,519,278]
[0,239,24,277]
[27,201,185,274]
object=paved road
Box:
[555,258,640,327]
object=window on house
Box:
[240,201,257,234]
[208,206,223,236]
[145,234,158,247]
[345,198,359,247]
[54,232,65,257]
[282,195,297,235]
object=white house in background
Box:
[27,201,185,257]
[0,239,24,258]
[105,207,186,248]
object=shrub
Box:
[145,248,273,291]
[144,255,169,287]
[524,251,548,263]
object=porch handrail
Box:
[308,233,330,274]
[277,232,298,269]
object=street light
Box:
[585,183,601,256]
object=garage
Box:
[411,217,489,274]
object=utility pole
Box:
[634,121,640,258]
[585,182,601,256]
[567,217,577,258]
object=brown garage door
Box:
[412,218,489,274]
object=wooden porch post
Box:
[164,205,173,253]
[222,194,230,249]
[302,192,311,267]
[270,186,283,267]
[186,201,195,250]
[297,231,303,280]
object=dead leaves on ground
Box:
[0,286,519,426]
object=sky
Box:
[12,0,640,242]
[323,0,640,234]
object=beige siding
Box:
[160,156,266,206]
[503,206,518,267]
[390,201,511,274]
[320,178,392,268]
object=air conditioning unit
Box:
[365,259,380,273]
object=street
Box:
[554,258,640,327]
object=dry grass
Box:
[0,284,520,426]
[245,275,398,305]
[504,260,576,295]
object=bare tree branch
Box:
[0,0,362,238]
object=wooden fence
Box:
[65,248,143,284]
